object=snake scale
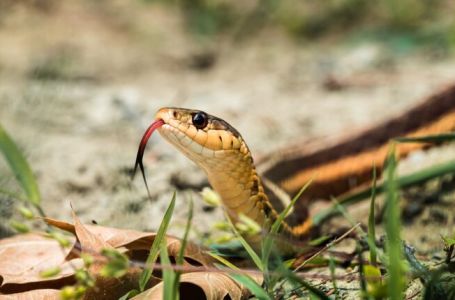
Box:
[134,84,455,247]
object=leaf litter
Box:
[0,209,261,299]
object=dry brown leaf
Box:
[0,215,217,298]
[0,233,77,287]
[132,271,263,300]
[45,217,214,267]
[71,209,112,253]
[82,270,161,300]
[70,209,113,274]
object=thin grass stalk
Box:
[384,145,405,299]
[368,165,378,266]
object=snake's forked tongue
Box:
[133,119,165,198]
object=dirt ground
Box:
[1,2,455,282]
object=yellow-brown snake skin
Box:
[144,86,455,247]
[154,108,290,242]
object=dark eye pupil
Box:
[192,112,207,128]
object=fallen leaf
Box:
[0,233,79,291]
[83,269,161,300]
[71,209,113,273]
[71,209,112,253]
[132,271,263,300]
[0,216,218,298]
[45,217,214,267]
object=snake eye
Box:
[192,112,208,129]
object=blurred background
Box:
[1,0,455,241]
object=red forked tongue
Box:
[133,119,165,198]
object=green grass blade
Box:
[139,191,176,291]
[118,289,139,300]
[368,165,378,266]
[226,214,263,271]
[176,199,193,266]
[260,179,313,289]
[0,124,41,207]
[395,133,455,143]
[332,197,358,228]
[384,145,405,300]
[208,252,241,271]
[328,256,339,299]
[313,160,455,225]
[160,237,177,300]
[271,178,313,234]
[229,273,272,300]
[173,199,193,293]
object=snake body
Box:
[136,87,455,246]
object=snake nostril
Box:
[172,110,178,118]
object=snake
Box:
[134,84,455,247]
[134,107,298,246]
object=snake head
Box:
[135,107,271,238]
[134,107,254,207]
[154,108,250,168]
[133,107,248,181]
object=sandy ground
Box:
[0,2,454,269]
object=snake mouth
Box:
[133,118,165,196]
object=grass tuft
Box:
[138,192,176,291]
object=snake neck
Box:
[203,149,302,238]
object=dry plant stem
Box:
[406,290,421,300]
[294,223,361,272]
